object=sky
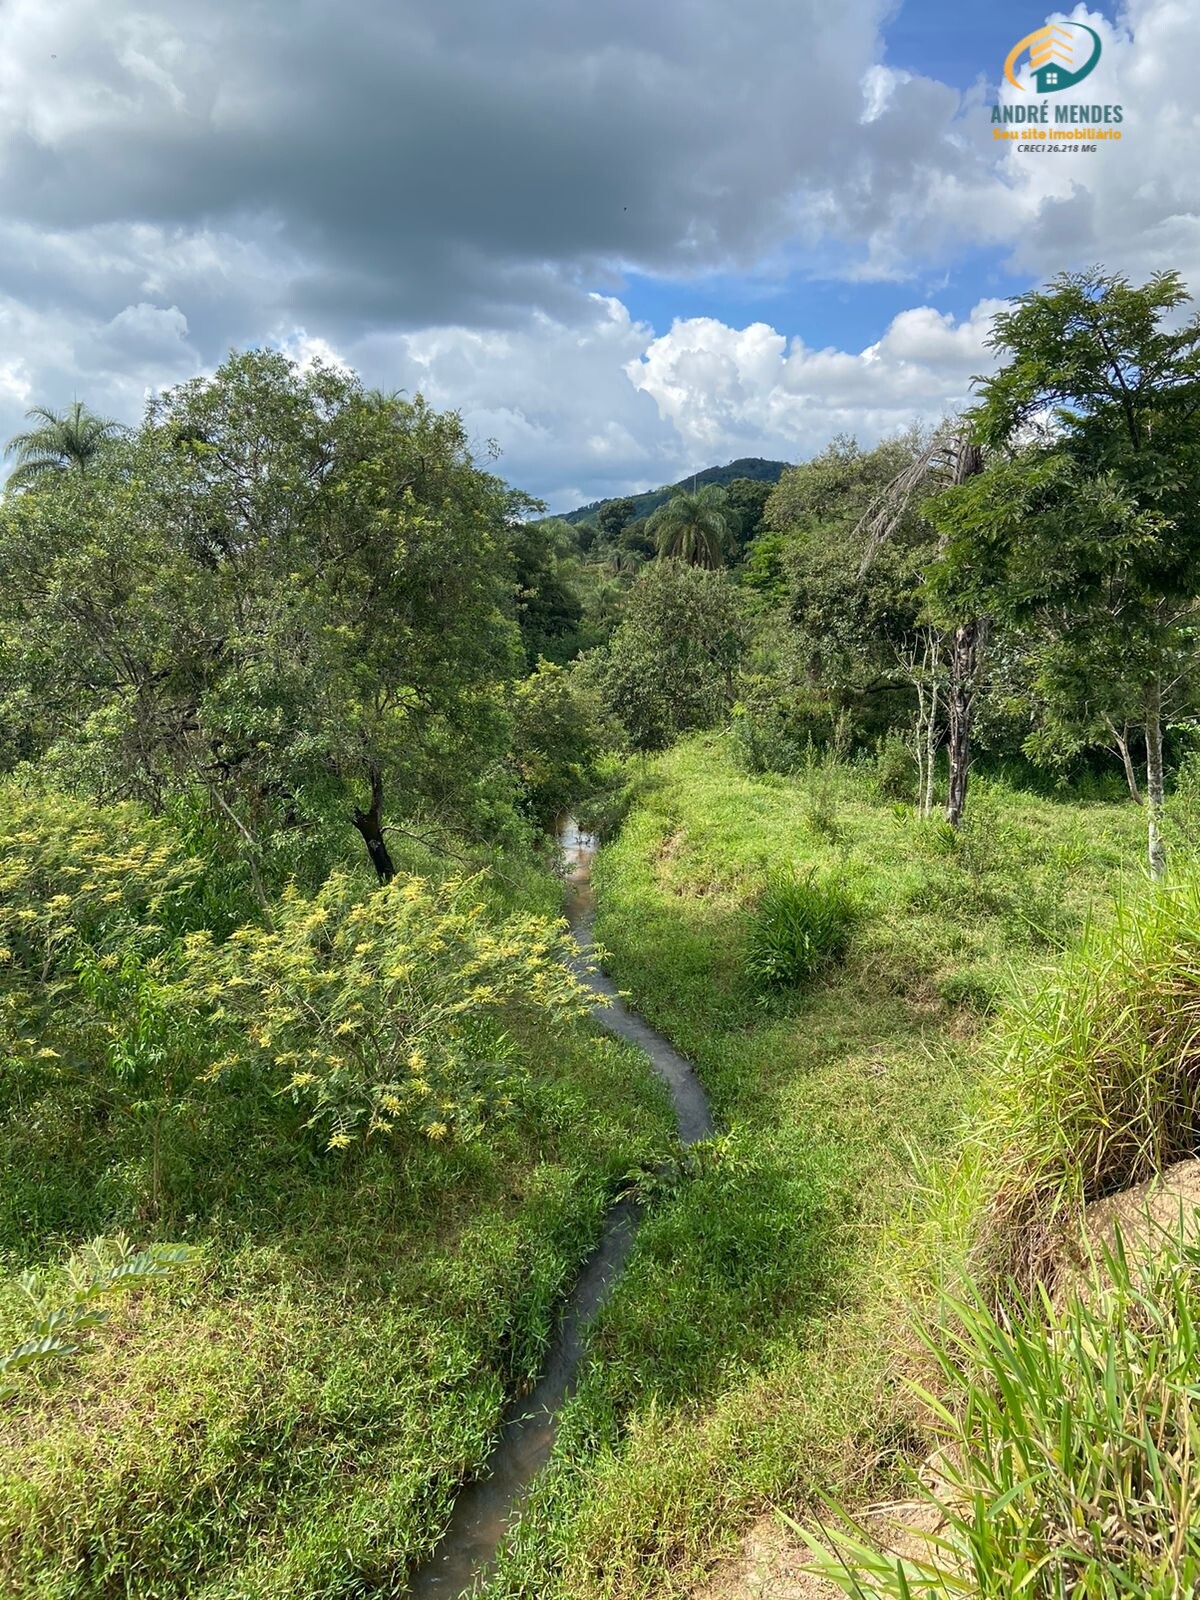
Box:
[0,0,1194,511]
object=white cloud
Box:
[0,0,1196,505]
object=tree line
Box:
[5,267,1200,883]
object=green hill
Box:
[557,456,790,527]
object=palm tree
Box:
[4,402,124,489]
[648,485,732,569]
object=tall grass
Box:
[943,878,1200,1288]
[808,1228,1200,1598]
[745,868,858,990]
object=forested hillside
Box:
[556,457,789,527]
[4,268,1200,1599]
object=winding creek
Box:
[406,818,713,1597]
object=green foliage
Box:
[723,476,773,552]
[767,433,937,696]
[875,735,919,803]
[1,1237,198,1405]
[196,869,595,1149]
[745,868,857,990]
[731,674,846,774]
[510,518,585,666]
[647,484,733,568]
[0,784,675,1596]
[0,351,527,874]
[927,269,1200,873]
[591,562,748,750]
[808,1228,1200,1598]
[946,876,1200,1282]
[509,661,617,827]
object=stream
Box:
[405,817,713,1597]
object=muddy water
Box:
[405,818,712,1597]
[559,816,713,1146]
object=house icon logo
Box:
[1004,22,1102,93]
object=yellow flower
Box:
[425,1121,449,1141]
[327,1132,352,1150]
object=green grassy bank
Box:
[0,799,676,1600]
[482,734,1147,1597]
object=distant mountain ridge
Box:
[556,456,791,526]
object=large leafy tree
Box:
[4,402,124,489]
[0,351,524,881]
[590,562,747,749]
[760,436,938,719]
[510,518,584,666]
[648,484,732,568]
[927,269,1200,875]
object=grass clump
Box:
[745,868,857,991]
[812,1228,1200,1599]
[942,876,1200,1289]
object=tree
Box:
[724,477,773,553]
[508,661,616,827]
[648,485,732,568]
[0,351,525,882]
[4,402,124,489]
[927,269,1200,876]
[590,562,748,749]
[766,436,938,726]
[597,496,638,544]
[510,518,584,667]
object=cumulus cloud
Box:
[0,0,1196,504]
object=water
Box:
[559,817,713,1147]
[405,817,712,1596]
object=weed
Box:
[745,868,857,990]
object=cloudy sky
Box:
[0,0,1195,509]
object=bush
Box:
[731,680,844,776]
[957,877,1200,1284]
[874,735,917,803]
[744,868,857,991]
[509,660,617,829]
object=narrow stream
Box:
[405,817,712,1597]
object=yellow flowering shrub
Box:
[0,792,199,993]
[0,791,596,1165]
[193,870,594,1148]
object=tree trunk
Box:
[1104,717,1143,805]
[353,766,396,883]
[1145,681,1167,879]
[944,441,986,830]
[924,670,940,818]
[945,618,986,829]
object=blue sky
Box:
[614,1,1124,368]
[0,0,1193,508]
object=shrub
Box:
[509,660,617,829]
[1,1236,199,1404]
[874,735,917,803]
[960,878,1200,1283]
[731,681,843,776]
[744,868,857,991]
[195,870,595,1149]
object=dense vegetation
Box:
[4,267,1200,1599]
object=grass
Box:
[744,868,858,990]
[806,1229,1200,1598]
[0,817,678,1599]
[0,739,1175,1599]
[474,732,1148,1598]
